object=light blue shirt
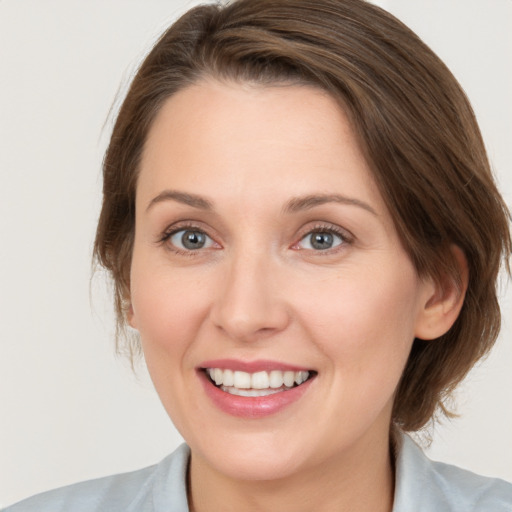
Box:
[4,435,512,511]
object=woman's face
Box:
[129,80,435,481]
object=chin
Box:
[190,431,312,482]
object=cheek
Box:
[129,259,212,360]
[296,261,422,375]
[129,261,215,430]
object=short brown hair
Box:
[94,0,511,431]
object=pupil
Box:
[182,231,205,249]
[311,232,333,250]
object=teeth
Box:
[283,371,295,387]
[206,368,311,391]
[214,368,223,386]
[220,386,284,397]
[223,369,234,386]
[296,371,309,385]
[233,371,251,389]
[251,371,270,389]
[269,370,284,388]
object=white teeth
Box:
[223,369,234,387]
[206,368,311,391]
[283,371,295,387]
[295,371,309,385]
[214,368,223,386]
[233,371,251,389]
[220,386,283,397]
[251,371,270,389]
[269,370,284,388]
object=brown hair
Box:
[94,0,511,431]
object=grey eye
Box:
[299,231,343,250]
[170,229,213,250]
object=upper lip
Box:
[199,359,312,373]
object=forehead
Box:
[137,79,384,213]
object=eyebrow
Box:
[146,190,213,212]
[146,189,377,216]
[283,194,378,216]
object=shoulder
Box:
[2,444,190,512]
[393,434,512,512]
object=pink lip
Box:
[199,358,311,373]
[197,366,315,419]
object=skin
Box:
[128,80,464,512]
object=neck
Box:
[187,429,395,512]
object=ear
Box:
[124,299,138,330]
[414,245,468,341]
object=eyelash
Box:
[294,223,353,253]
[158,222,353,255]
[158,222,216,256]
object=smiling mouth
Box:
[203,368,316,397]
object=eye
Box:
[297,230,345,251]
[168,229,215,251]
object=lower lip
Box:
[198,371,314,418]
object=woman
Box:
[4,0,511,510]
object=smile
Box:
[205,368,311,397]
[198,359,316,418]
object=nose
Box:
[210,250,290,342]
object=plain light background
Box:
[0,0,510,507]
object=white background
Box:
[0,0,511,507]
